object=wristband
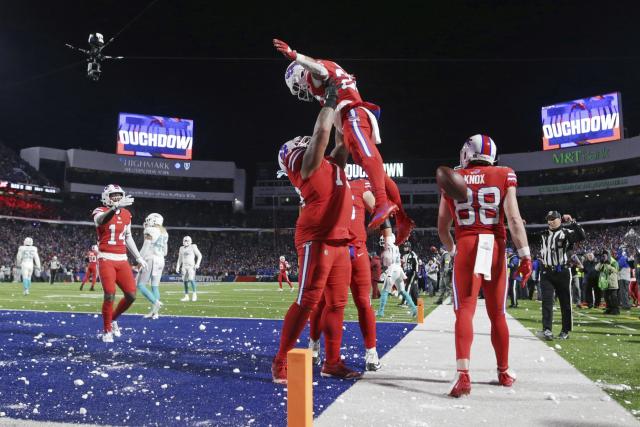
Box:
[517,246,531,257]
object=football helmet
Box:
[379,236,385,247]
[277,136,311,176]
[285,62,313,102]
[91,245,99,252]
[101,184,125,207]
[279,255,285,262]
[460,134,497,168]
[183,236,192,246]
[144,213,164,227]
[24,237,33,246]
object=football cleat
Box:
[448,371,471,398]
[143,310,154,319]
[192,293,198,302]
[101,332,114,343]
[151,313,159,320]
[321,361,362,380]
[272,359,288,384]
[277,288,283,292]
[111,321,121,338]
[309,339,321,367]
[23,289,29,296]
[153,300,163,314]
[497,368,516,387]
[180,294,190,302]
[368,201,398,229]
[365,348,381,371]
[290,286,294,292]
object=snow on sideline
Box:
[315,301,640,427]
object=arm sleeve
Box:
[194,245,202,267]
[16,248,22,265]
[176,248,183,270]
[93,207,115,226]
[566,222,586,244]
[163,235,168,257]
[295,54,329,79]
[505,168,518,188]
[124,224,143,260]
[34,249,41,270]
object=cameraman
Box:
[596,250,620,315]
[538,211,586,340]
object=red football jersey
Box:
[286,155,353,247]
[279,260,290,272]
[443,165,517,240]
[87,250,98,267]
[349,179,371,244]
[92,207,132,255]
[306,60,363,108]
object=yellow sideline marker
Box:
[417,298,424,323]
[287,348,313,426]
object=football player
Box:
[438,135,532,397]
[272,80,360,384]
[308,177,381,371]
[273,39,414,244]
[80,245,99,291]
[137,213,168,319]
[278,255,294,291]
[176,236,202,302]
[16,237,41,295]
[93,185,147,343]
[376,229,418,318]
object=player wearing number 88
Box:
[437,135,532,397]
[92,184,147,342]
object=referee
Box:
[539,211,586,340]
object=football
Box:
[436,166,468,201]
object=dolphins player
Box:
[176,236,202,301]
[376,226,417,318]
[16,237,41,295]
[137,213,168,319]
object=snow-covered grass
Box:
[508,300,640,419]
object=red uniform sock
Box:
[359,155,388,207]
[102,300,113,332]
[488,313,510,370]
[320,305,346,365]
[356,303,377,349]
[454,305,476,361]
[112,298,133,321]
[384,174,403,212]
[309,297,326,342]
[275,303,311,362]
[278,275,283,289]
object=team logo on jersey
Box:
[184,162,191,170]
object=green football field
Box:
[1,282,638,418]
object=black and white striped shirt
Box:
[540,222,586,267]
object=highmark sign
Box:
[551,147,609,166]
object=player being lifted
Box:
[137,213,168,319]
[16,237,41,295]
[80,245,99,291]
[176,236,202,302]
[93,185,147,343]
[278,255,294,292]
[272,80,360,383]
[438,135,532,397]
[273,39,414,244]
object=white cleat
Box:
[102,332,114,343]
[277,288,283,292]
[180,294,190,302]
[23,289,29,295]
[290,287,294,292]
[192,293,197,302]
[151,313,159,320]
[111,321,122,338]
[143,310,154,319]
[153,300,163,314]
[365,348,382,371]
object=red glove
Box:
[515,257,532,285]
[273,39,297,60]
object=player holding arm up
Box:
[273,38,414,244]
[93,184,147,343]
[437,135,532,397]
[176,236,202,302]
[16,237,41,295]
[137,213,168,319]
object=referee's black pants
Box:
[541,268,573,333]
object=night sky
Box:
[1,1,639,175]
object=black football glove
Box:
[323,79,339,109]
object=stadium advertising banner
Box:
[541,92,622,150]
[117,113,194,160]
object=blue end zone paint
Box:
[0,311,414,426]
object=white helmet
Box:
[379,236,385,247]
[183,236,192,246]
[53,256,57,260]
[24,237,33,246]
[279,255,285,262]
[101,184,126,207]
[91,245,99,252]
[285,62,313,102]
[277,136,311,176]
[460,134,497,168]
[144,213,164,227]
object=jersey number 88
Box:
[454,187,501,226]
